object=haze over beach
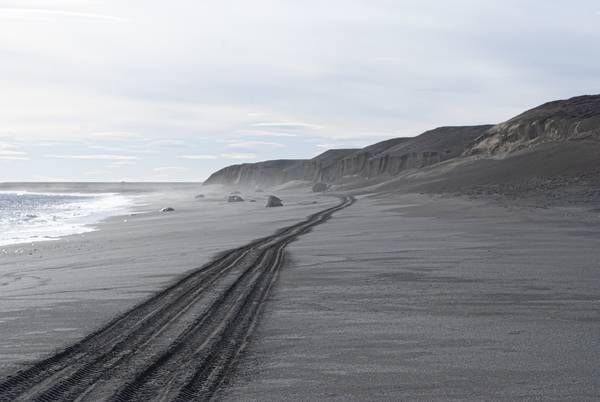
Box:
[1,1,600,401]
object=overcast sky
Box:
[1,0,599,181]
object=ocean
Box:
[0,191,132,247]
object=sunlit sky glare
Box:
[1,0,599,181]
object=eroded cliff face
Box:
[317,126,492,181]
[203,160,307,188]
[466,95,600,155]
[204,95,600,189]
[320,138,411,180]
[203,127,492,187]
[202,150,359,188]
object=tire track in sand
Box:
[0,195,354,402]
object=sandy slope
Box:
[219,194,600,401]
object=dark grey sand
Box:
[0,185,336,377]
[1,185,599,401]
[218,194,600,401]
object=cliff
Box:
[204,127,490,187]
[203,149,358,188]
[466,95,600,155]
[204,95,600,189]
[203,159,306,188]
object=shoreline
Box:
[0,191,139,249]
[1,184,599,400]
[0,185,335,377]
[0,196,355,400]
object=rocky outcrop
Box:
[265,195,283,207]
[466,95,600,155]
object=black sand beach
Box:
[1,183,599,401]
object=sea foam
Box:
[0,191,132,246]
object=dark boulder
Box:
[227,195,245,203]
[160,207,175,212]
[266,195,283,208]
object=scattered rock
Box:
[255,188,264,193]
[227,195,245,203]
[312,182,329,192]
[266,195,283,207]
[195,194,205,199]
[160,207,175,212]
[249,199,257,202]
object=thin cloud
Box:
[0,156,29,161]
[147,139,188,147]
[251,122,322,131]
[45,154,139,160]
[89,131,145,140]
[90,145,158,154]
[0,8,131,23]
[220,153,257,159]
[153,166,189,173]
[236,130,298,138]
[177,153,257,160]
[107,160,136,168]
[227,141,286,149]
[0,149,29,160]
[178,155,219,160]
[0,149,26,156]
[84,169,110,176]
[0,141,18,150]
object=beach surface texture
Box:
[0,183,599,401]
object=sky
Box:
[1,0,599,182]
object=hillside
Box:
[466,95,600,155]
[202,149,358,188]
[204,95,600,197]
[204,126,489,187]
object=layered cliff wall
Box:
[203,126,488,187]
[466,95,600,155]
[203,159,306,188]
[203,149,359,188]
[204,95,600,189]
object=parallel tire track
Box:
[0,195,354,402]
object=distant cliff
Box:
[204,95,600,188]
[202,150,359,188]
[204,126,489,187]
[203,159,305,188]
